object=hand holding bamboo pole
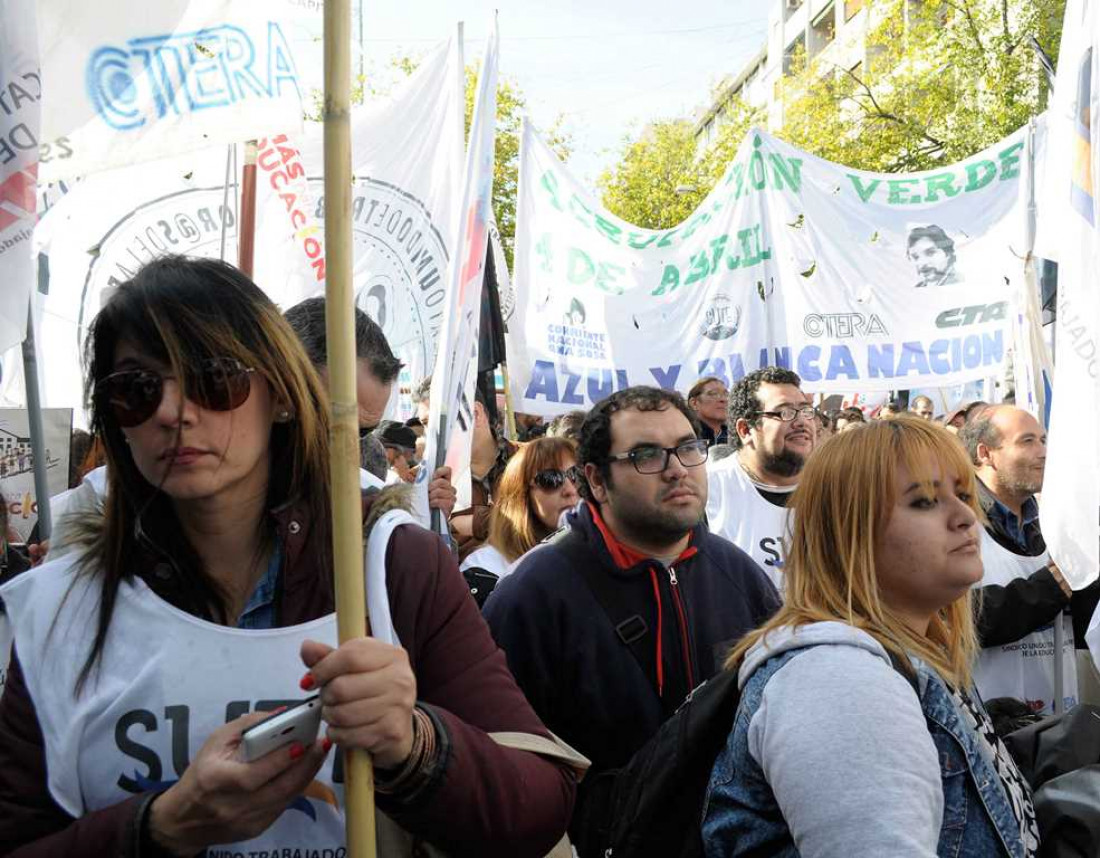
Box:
[323,0,376,854]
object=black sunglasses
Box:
[95,357,255,428]
[532,466,580,491]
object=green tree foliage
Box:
[779,0,1065,172]
[464,65,570,268]
[598,98,760,229]
[309,54,569,271]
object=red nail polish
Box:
[322,737,333,753]
[271,705,288,715]
[299,673,315,691]
[289,743,305,760]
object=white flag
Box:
[36,0,304,181]
[32,35,464,421]
[0,0,40,353]
[1042,0,1100,595]
[420,23,500,524]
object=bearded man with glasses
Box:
[706,367,820,588]
[483,386,779,857]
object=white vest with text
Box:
[975,529,1077,714]
[0,511,413,858]
[705,455,790,589]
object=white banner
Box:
[0,0,40,354]
[0,407,71,541]
[421,23,499,522]
[297,34,464,387]
[510,123,1029,414]
[32,36,463,417]
[36,0,304,181]
[1043,0,1100,598]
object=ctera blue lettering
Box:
[86,22,300,131]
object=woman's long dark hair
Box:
[73,256,333,692]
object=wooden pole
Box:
[238,141,258,278]
[324,0,376,854]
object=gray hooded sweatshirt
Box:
[737,621,943,857]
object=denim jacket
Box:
[703,624,1027,858]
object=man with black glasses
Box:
[706,367,818,586]
[483,386,778,856]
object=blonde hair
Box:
[727,416,981,688]
[488,437,577,562]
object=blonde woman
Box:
[462,437,580,582]
[704,417,1038,857]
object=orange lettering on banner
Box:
[256,136,325,281]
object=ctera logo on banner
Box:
[32,35,464,420]
[510,122,1030,415]
[86,24,299,131]
[36,0,304,181]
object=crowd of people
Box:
[0,254,1097,857]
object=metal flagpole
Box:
[219,144,234,261]
[1023,117,1065,715]
[21,300,50,540]
[324,0,376,853]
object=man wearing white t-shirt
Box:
[705,367,818,588]
[962,405,1099,713]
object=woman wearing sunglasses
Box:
[703,418,1038,857]
[462,437,580,585]
[0,257,576,857]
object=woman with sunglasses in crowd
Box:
[0,257,578,857]
[461,437,581,586]
[703,417,1038,857]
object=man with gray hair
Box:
[961,405,1098,713]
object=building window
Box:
[784,0,804,22]
[845,0,863,21]
[784,33,806,77]
[810,4,836,57]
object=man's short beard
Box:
[1001,471,1043,499]
[762,448,806,479]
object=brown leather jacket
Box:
[0,489,576,857]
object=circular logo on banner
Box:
[312,178,450,381]
[700,294,742,341]
[77,186,240,340]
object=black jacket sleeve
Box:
[1071,580,1100,649]
[975,565,1069,648]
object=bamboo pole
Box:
[323,0,376,853]
[238,141,258,278]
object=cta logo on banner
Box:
[510,123,1027,415]
[36,0,304,181]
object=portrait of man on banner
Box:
[907,224,963,288]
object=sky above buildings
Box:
[294,0,770,189]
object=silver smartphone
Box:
[238,696,323,762]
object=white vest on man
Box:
[0,511,412,855]
[705,455,790,589]
[975,529,1077,714]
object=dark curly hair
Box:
[576,386,700,504]
[727,367,802,449]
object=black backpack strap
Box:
[550,529,660,693]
